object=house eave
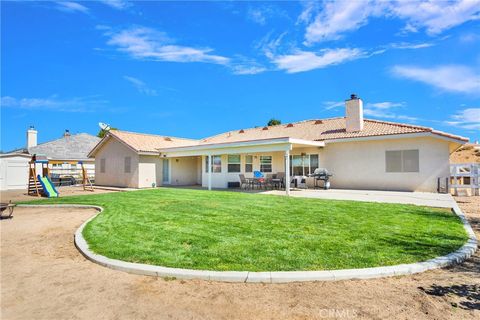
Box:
[157,137,324,157]
[322,132,468,144]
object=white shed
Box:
[0,153,31,190]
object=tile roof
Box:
[100,118,467,155]
[27,133,100,160]
[108,130,198,153]
[198,117,468,145]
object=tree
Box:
[97,127,117,138]
[267,118,281,126]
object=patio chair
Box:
[265,174,275,189]
[276,172,285,188]
[239,174,250,190]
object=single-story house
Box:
[0,127,100,190]
[89,95,468,193]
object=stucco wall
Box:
[94,138,139,188]
[169,156,199,186]
[322,137,450,192]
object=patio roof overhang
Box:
[157,137,325,157]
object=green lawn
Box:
[23,188,468,271]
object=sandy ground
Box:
[0,186,116,203]
[1,196,479,319]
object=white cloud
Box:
[304,1,383,44]
[56,1,89,14]
[366,102,405,109]
[1,95,107,112]
[391,0,480,35]
[272,48,365,73]
[364,101,417,122]
[247,5,289,26]
[123,76,157,96]
[99,0,131,10]
[323,101,345,110]
[231,64,267,75]
[446,108,480,130]
[105,26,230,65]
[248,7,267,25]
[297,1,320,25]
[389,42,434,49]
[392,65,480,94]
[303,0,480,44]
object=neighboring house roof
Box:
[88,130,198,156]
[21,133,101,160]
[199,117,468,145]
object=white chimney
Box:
[345,94,364,132]
[27,126,37,149]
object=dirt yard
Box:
[0,186,116,203]
[1,196,478,319]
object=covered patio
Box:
[158,137,325,195]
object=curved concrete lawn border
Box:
[18,203,478,283]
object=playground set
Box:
[28,154,94,198]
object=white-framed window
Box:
[245,155,253,173]
[100,158,106,173]
[290,154,319,175]
[386,150,419,172]
[228,154,241,173]
[124,157,131,173]
[260,156,272,173]
[205,155,222,173]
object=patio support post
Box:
[285,149,290,196]
[207,154,212,191]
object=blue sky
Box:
[1,0,479,151]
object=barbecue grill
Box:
[308,168,333,190]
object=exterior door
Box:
[162,159,170,184]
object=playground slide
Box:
[37,175,59,198]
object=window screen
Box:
[386,150,419,173]
[124,157,131,173]
[260,156,272,172]
[205,155,222,173]
[100,158,106,173]
[228,155,241,173]
[386,151,402,172]
[245,155,253,173]
[403,150,419,172]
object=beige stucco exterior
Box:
[94,137,202,188]
[322,137,451,192]
[93,133,457,192]
[169,156,199,186]
[94,138,140,188]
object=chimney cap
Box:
[349,93,358,100]
[29,125,35,130]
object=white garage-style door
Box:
[0,157,29,190]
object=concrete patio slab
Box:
[262,189,457,208]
